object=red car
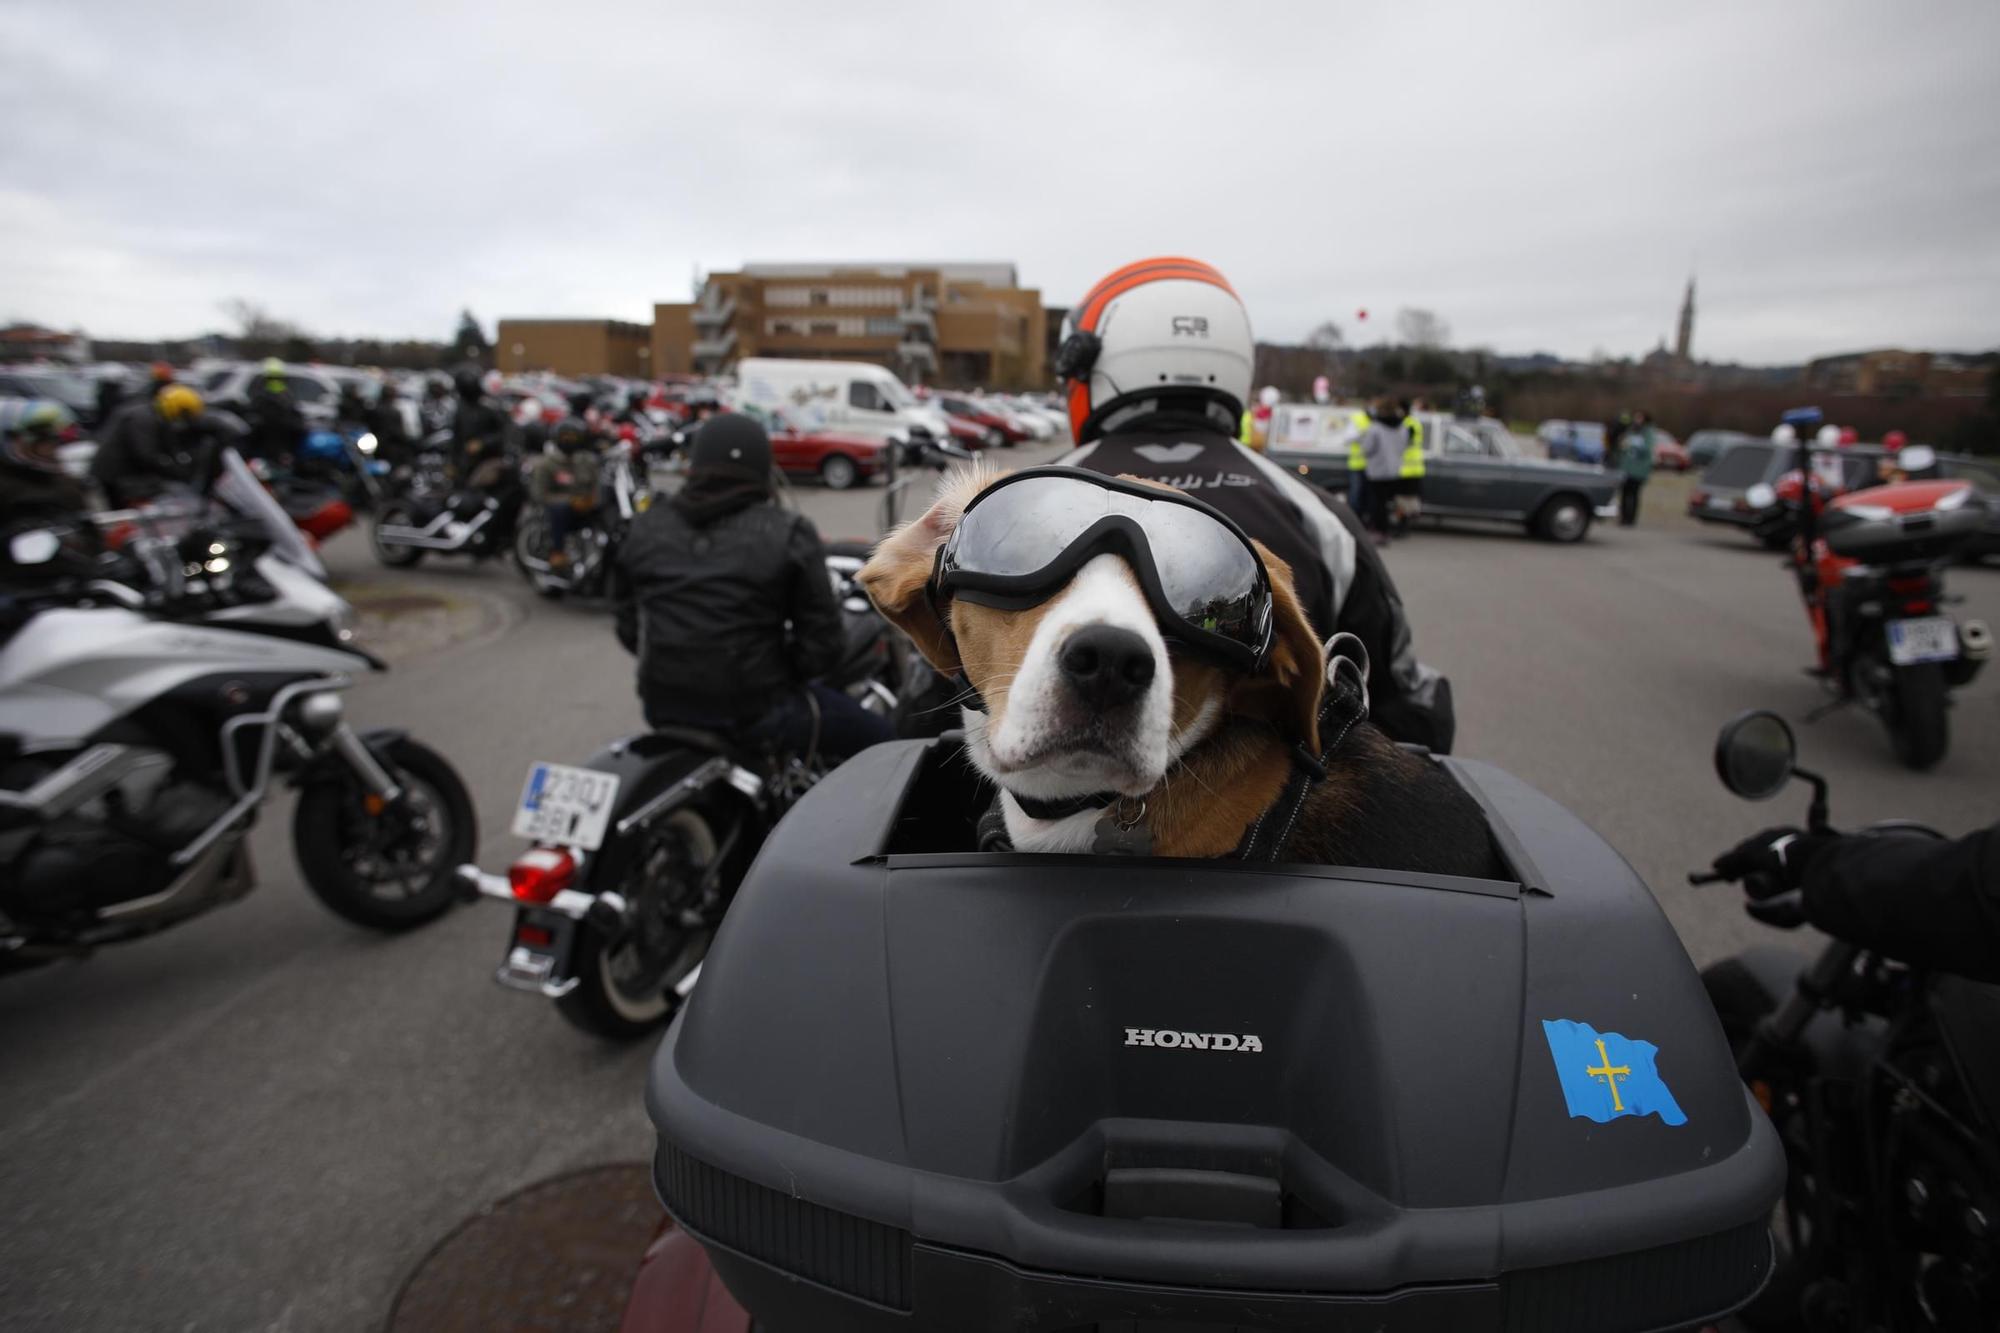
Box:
[942,413,999,449]
[1650,431,1689,471]
[759,406,888,490]
[935,393,1027,446]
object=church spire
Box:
[1675,275,1695,362]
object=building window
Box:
[810,320,839,336]
[810,290,830,307]
[865,317,902,336]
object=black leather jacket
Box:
[612,499,844,726]
[1805,824,2000,985]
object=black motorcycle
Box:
[1696,709,1998,1330]
[454,550,910,1037]
[511,444,648,600]
[369,442,527,569]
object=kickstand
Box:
[1802,695,1851,724]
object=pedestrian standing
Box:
[1617,410,1655,527]
[1360,398,1406,543]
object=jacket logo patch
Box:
[1132,443,1207,465]
[1125,1028,1263,1053]
[1170,316,1210,336]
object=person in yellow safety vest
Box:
[1394,399,1426,535]
[1344,407,1370,514]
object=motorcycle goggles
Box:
[930,468,1273,671]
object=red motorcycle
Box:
[1772,419,1990,768]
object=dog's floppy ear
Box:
[1229,541,1324,752]
[857,463,1002,674]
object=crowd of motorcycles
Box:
[2,378,966,1038]
[3,380,1994,1330]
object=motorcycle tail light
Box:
[516,924,554,948]
[509,847,576,903]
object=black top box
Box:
[647,737,1783,1332]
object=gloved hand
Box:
[1711,826,1838,898]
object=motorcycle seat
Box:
[632,726,768,769]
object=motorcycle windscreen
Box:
[212,448,328,581]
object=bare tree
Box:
[1395,307,1450,350]
[219,298,302,345]
[1305,320,1344,351]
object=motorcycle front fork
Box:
[328,724,404,804]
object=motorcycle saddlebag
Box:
[646,738,1784,1333]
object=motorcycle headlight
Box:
[356,432,378,456]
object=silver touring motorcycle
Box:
[0,451,475,971]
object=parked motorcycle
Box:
[0,460,476,968]
[1769,410,1991,769]
[369,445,527,569]
[455,550,906,1037]
[1694,710,1998,1330]
[511,442,648,600]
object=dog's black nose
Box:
[1059,625,1156,709]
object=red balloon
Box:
[1356,308,1368,321]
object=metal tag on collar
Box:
[1091,797,1151,856]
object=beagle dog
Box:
[859,465,1497,875]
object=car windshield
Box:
[1942,458,2000,491]
[1702,443,1780,487]
[875,378,914,410]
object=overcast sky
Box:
[4,0,1996,363]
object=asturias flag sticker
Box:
[1541,1019,1687,1127]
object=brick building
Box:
[495,318,653,377]
[652,262,1046,389]
[1806,349,1990,397]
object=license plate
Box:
[511,762,622,850]
[1707,495,1736,511]
[1887,616,1958,666]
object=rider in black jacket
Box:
[612,414,892,762]
[1055,256,1455,751]
[1713,823,2000,984]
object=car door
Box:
[843,378,900,441]
[1424,424,1499,514]
[764,409,808,474]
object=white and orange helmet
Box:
[1055,257,1254,443]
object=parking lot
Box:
[2,451,1996,1331]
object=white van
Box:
[734,358,951,444]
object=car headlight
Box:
[356,431,378,456]
[1935,484,1971,511]
[1745,483,1777,509]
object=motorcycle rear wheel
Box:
[293,737,474,930]
[557,808,719,1040]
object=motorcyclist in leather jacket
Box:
[444,367,515,518]
[1055,257,1456,752]
[91,386,234,508]
[1713,823,2000,984]
[612,414,892,762]
[240,358,307,465]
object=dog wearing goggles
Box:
[860,466,1496,873]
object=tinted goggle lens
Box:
[943,475,1268,656]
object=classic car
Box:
[737,404,889,490]
[1270,416,1620,542]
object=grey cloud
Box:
[3,0,1995,361]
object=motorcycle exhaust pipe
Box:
[1962,618,1993,662]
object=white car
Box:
[198,362,343,426]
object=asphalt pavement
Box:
[2,447,1995,1331]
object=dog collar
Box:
[1007,789,1123,821]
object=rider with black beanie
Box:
[612,413,892,761]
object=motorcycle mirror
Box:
[1714,709,1796,801]
[7,529,61,566]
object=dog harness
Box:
[977,636,1372,861]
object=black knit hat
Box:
[687,412,772,483]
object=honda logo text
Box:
[1124,1028,1263,1053]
